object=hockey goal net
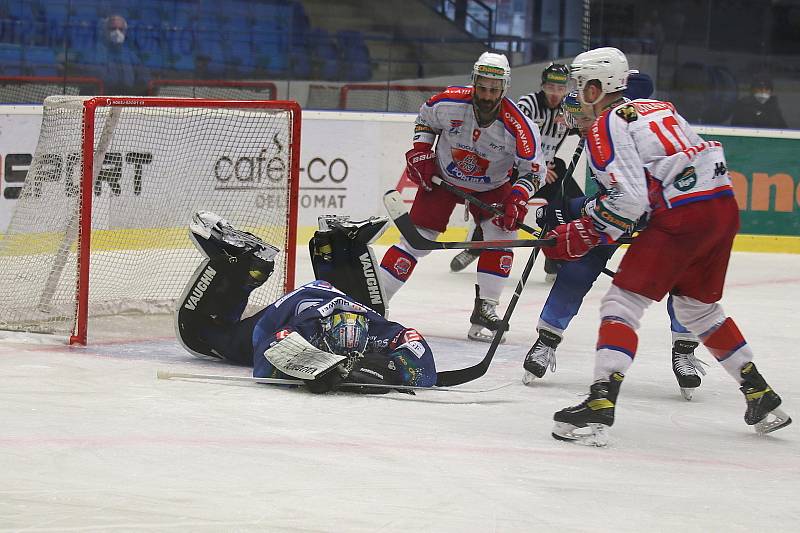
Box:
[0,96,300,344]
[330,84,446,112]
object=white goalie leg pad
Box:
[263,332,346,380]
[552,422,610,447]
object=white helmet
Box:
[569,47,629,99]
[472,52,511,96]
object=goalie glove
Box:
[542,216,602,261]
[405,146,437,192]
[492,185,529,231]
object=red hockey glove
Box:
[492,186,529,231]
[405,147,437,192]
[542,216,601,261]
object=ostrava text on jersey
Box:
[414,86,546,193]
[517,90,572,164]
[251,281,436,385]
[584,99,734,241]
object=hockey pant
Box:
[379,220,514,302]
[538,244,694,345]
[594,285,754,383]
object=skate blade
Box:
[522,370,537,386]
[467,325,506,344]
[680,387,695,401]
[551,422,609,447]
[755,407,792,435]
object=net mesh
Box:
[0,96,297,341]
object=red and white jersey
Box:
[584,99,733,241]
[413,86,546,195]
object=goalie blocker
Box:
[176,211,435,393]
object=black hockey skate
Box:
[450,250,480,272]
[671,340,707,401]
[543,258,561,283]
[467,284,508,343]
[739,362,792,434]
[522,329,562,385]
[552,372,624,447]
[190,210,279,274]
[450,224,482,272]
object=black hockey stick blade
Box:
[383,190,554,250]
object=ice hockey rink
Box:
[1,245,798,532]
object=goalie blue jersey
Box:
[250,280,437,386]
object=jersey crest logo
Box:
[447,148,490,183]
[674,166,697,191]
[499,254,513,274]
[449,119,463,135]
[392,256,412,276]
[615,104,638,122]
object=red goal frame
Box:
[72,97,301,345]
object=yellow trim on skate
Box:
[588,399,614,410]
[745,387,772,401]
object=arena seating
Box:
[0,0,372,84]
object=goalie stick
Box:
[156,370,513,393]
[436,140,586,387]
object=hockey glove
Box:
[542,216,602,261]
[492,186,529,231]
[535,195,590,230]
[405,147,437,192]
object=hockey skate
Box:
[522,329,562,385]
[190,211,280,270]
[450,250,480,272]
[739,362,792,434]
[543,258,561,283]
[467,284,508,343]
[671,340,708,401]
[552,372,624,447]
[450,224,482,272]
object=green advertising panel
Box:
[583,131,800,237]
[700,134,800,236]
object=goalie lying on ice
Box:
[175,211,437,393]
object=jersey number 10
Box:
[649,116,691,156]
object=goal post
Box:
[0,96,300,345]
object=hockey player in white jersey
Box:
[544,47,791,445]
[378,52,547,342]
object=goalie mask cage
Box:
[0,96,300,345]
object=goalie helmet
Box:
[472,52,511,96]
[320,311,369,356]
[569,47,629,97]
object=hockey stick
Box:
[429,175,618,278]
[156,370,514,393]
[383,192,555,250]
[436,140,586,387]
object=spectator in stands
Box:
[730,78,787,129]
[88,15,149,96]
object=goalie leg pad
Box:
[175,254,268,363]
[310,216,389,316]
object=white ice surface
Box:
[1,246,798,532]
